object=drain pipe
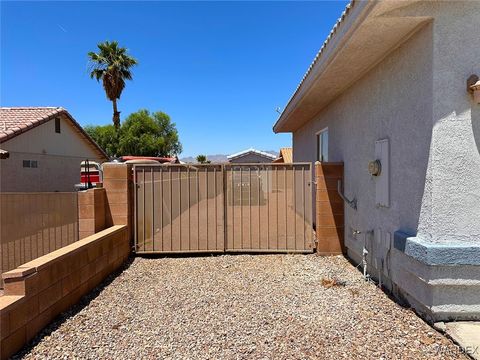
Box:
[362,247,369,281]
[353,229,370,281]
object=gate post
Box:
[103,163,134,245]
[315,162,345,255]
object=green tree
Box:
[84,124,118,157]
[85,109,182,158]
[196,155,210,164]
[88,41,138,129]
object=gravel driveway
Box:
[15,255,466,359]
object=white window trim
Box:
[316,127,329,162]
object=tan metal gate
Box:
[134,163,313,254]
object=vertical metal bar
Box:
[161,167,164,252]
[258,167,260,250]
[206,167,209,250]
[267,165,270,250]
[179,167,182,251]
[302,166,306,247]
[231,165,234,250]
[214,167,217,249]
[197,166,200,250]
[143,168,146,252]
[293,165,296,250]
[170,166,173,251]
[223,164,227,252]
[249,167,252,250]
[133,166,138,252]
[276,166,279,249]
[284,166,287,250]
[151,167,155,252]
[240,167,243,249]
[187,166,191,251]
[309,164,313,247]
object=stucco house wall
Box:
[294,21,433,242]
[288,1,480,321]
[0,114,104,192]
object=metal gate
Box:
[134,163,313,254]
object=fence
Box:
[0,192,79,283]
[225,163,313,252]
[135,164,225,253]
[134,163,313,254]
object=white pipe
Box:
[362,247,369,281]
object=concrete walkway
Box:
[436,322,480,359]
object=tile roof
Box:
[227,148,277,161]
[0,107,64,141]
[279,147,292,163]
[0,107,108,160]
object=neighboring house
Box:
[272,147,292,163]
[227,148,277,163]
[0,107,108,192]
[274,1,480,321]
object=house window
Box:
[316,128,329,162]
[23,160,38,168]
[55,117,61,133]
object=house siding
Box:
[0,115,103,192]
[291,1,480,320]
[294,21,433,250]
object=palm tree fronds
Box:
[88,40,137,129]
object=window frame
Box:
[22,160,38,168]
[316,127,329,162]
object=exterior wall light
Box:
[467,74,480,104]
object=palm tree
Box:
[196,155,210,164]
[88,41,137,129]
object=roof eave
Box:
[273,0,374,133]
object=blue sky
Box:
[1,1,348,157]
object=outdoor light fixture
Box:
[467,74,480,104]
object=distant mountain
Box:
[180,150,278,164]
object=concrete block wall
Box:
[78,188,106,239]
[103,163,134,241]
[0,162,135,359]
[315,162,345,255]
[0,225,129,359]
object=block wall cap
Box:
[394,231,480,265]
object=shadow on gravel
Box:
[136,252,308,260]
[12,256,135,359]
[343,254,414,312]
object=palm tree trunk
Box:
[112,99,121,130]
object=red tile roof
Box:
[0,107,108,160]
[0,107,64,141]
[273,147,293,163]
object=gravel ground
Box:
[16,255,467,359]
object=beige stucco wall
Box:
[293,1,480,247]
[294,20,434,247]
[0,115,103,192]
[417,1,480,245]
[291,1,480,320]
